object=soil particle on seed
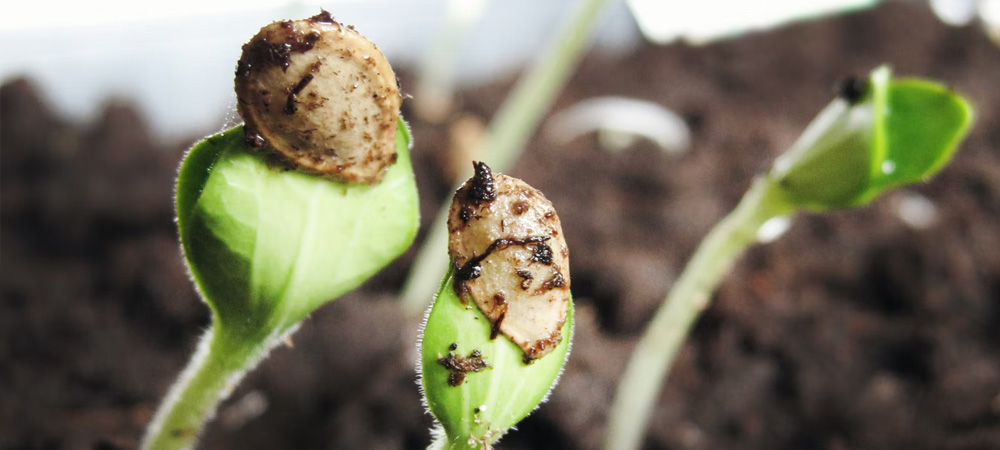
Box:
[467,161,498,204]
[283,73,315,115]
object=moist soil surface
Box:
[3,2,1000,449]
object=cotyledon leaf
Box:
[176,117,418,338]
[772,66,974,211]
[864,76,974,196]
[421,268,573,448]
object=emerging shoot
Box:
[421,162,573,449]
[142,12,418,450]
[605,66,974,450]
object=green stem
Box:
[414,0,489,121]
[401,0,612,315]
[480,0,610,172]
[428,428,489,450]
[604,177,797,450]
[141,325,271,450]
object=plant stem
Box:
[480,0,610,173]
[401,0,613,315]
[413,0,489,122]
[428,429,491,450]
[604,177,797,450]
[427,434,466,450]
[141,325,268,450]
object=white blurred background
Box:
[0,0,637,139]
[2,0,996,140]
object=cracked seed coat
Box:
[448,163,570,361]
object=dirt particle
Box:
[515,268,534,290]
[438,348,491,387]
[244,130,266,148]
[284,73,314,115]
[459,206,473,223]
[467,161,497,203]
[236,28,321,76]
[537,270,565,293]
[456,262,483,283]
[532,243,553,265]
[308,9,335,23]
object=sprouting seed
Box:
[420,162,574,449]
[447,161,571,362]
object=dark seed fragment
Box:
[839,75,868,104]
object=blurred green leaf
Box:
[863,78,974,197]
[773,66,974,211]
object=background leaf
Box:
[774,67,973,211]
[864,78,975,197]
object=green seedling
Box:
[142,12,418,450]
[605,66,974,450]
[421,163,573,449]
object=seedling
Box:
[420,163,573,449]
[142,13,418,450]
[605,66,974,450]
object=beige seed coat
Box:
[448,163,571,362]
[235,11,401,183]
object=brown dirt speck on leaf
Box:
[438,348,492,387]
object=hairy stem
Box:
[400,0,613,316]
[604,177,796,450]
[427,428,491,450]
[141,325,274,450]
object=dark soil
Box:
[3,2,999,449]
